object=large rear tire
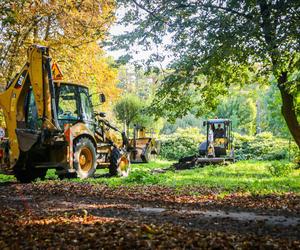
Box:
[73,137,96,179]
[109,148,130,177]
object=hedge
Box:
[159,128,299,161]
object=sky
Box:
[106,7,172,69]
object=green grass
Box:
[0,173,15,182]
[1,160,300,194]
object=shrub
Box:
[233,132,298,161]
[294,151,300,169]
[124,170,160,184]
[267,161,294,177]
[159,127,205,160]
[159,128,298,161]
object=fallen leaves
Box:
[13,181,300,213]
[0,182,299,249]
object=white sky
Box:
[106,7,173,69]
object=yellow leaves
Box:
[0,0,116,84]
[56,42,120,111]
[141,224,160,235]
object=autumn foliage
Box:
[0,0,119,104]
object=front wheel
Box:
[74,137,97,179]
[109,148,130,177]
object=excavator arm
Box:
[0,45,60,170]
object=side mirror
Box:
[99,112,106,117]
[203,121,206,127]
[99,93,106,103]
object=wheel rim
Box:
[79,147,93,172]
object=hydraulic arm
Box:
[0,45,59,169]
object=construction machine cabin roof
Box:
[54,81,87,88]
[205,119,231,124]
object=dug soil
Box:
[0,181,299,249]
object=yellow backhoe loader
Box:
[0,45,130,182]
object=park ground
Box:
[0,160,299,249]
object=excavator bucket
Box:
[129,125,160,163]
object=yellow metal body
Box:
[0,44,129,180]
[129,126,160,163]
[0,45,57,169]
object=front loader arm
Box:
[0,45,59,169]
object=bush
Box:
[159,127,205,160]
[234,132,298,161]
[267,161,294,177]
[124,170,160,184]
[294,152,300,169]
[159,128,298,161]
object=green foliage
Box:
[1,160,299,194]
[46,160,300,194]
[234,132,298,161]
[113,93,162,134]
[260,83,290,137]
[123,169,160,185]
[215,95,257,135]
[117,65,159,100]
[158,128,297,161]
[159,127,205,160]
[161,113,204,135]
[267,161,294,177]
[0,173,15,182]
[112,1,300,148]
[113,94,143,131]
[294,152,300,168]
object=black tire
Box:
[109,147,130,176]
[73,137,96,179]
[14,165,47,183]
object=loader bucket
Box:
[130,138,153,163]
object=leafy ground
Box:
[0,160,299,249]
[46,160,299,194]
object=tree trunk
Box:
[277,72,300,148]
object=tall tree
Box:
[60,42,120,109]
[216,95,257,135]
[112,0,300,148]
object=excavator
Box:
[129,124,160,163]
[0,45,130,182]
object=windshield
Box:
[56,83,94,128]
[57,84,79,121]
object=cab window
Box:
[57,85,79,121]
[26,88,39,129]
[79,89,93,121]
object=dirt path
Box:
[0,182,299,249]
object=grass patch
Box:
[1,159,299,194]
[58,159,300,194]
[0,173,15,183]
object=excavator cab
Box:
[199,119,234,161]
[56,83,94,130]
